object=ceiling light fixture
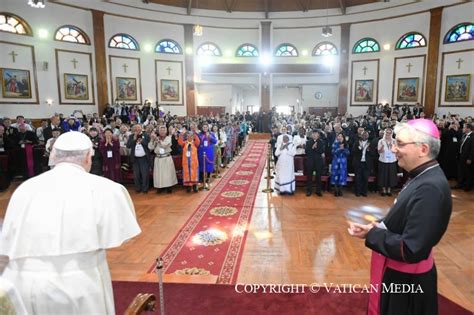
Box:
[193,24,203,36]
[322,0,332,37]
[193,0,203,36]
[28,0,46,8]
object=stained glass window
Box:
[444,23,474,43]
[275,44,298,57]
[236,44,259,57]
[353,38,380,54]
[196,42,221,56]
[108,33,139,50]
[0,13,32,35]
[313,42,338,56]
[156,39,182,54]
[396,32,426,49]
[55,25,90,44]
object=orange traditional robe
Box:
[178,134,200,186]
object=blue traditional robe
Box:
[198,132,217,173]
[330,141,350,185]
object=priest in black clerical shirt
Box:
[348,119,452,315]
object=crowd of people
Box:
[0,101,473,195]
[267,104,473,196]
[0,103,249,193]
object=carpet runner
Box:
[113,281,473,315]
[152,140,268,284]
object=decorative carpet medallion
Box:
[174,267,211,275]
[210,206,238,217]
[156,141,268,284]
[242,163,257,168]
[245,158,259,162]
[192,229,228,246]
[236,171,253,176]
[229,180,250,186]
[221,191,244,198]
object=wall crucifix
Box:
[166,66,172,76]
[406,63,413,73]
[9,51,18,63]
[71,58,79,69]
[456,58,463,69]
[122,63,128,73]
[362,66,368,75]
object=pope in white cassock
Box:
[0,131,141,314]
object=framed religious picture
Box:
[397,77,419,102]
[64,73,89,100]
[160,79,179,102]
[354,79,374,102]
[116,77,137,101]
[1,68,32,98]
[445,74,470,102]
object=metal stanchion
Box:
[201,152,210,190]
[265,143,274,180]
[155,257,165,315]
[212,146,222,179]
[262,144,274,193]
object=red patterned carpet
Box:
[113,281,473,315]
[152,141,268,284]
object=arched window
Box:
[236,44,259,57]
[108,33,140,50]
[444,23,474,44]
[396,32,426,49]
[313,42,338,56]
[352,38,380,54]
[0,13,32,35]
[196,42,221,56]
[55,25,90,45]
[275,44,298,57]
[156,39,182,54]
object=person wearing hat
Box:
[348,119,452,315]
[0,131,141,314]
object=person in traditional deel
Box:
[198,123,217,183]
[148,125,177,193]
[330,133,350,197]
[348,119,452,315]
[0,131,141,315]
[179,130,200,192]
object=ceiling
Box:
[144,0,381,15]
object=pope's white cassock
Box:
[274,142,296,194]
[0,132,141,315]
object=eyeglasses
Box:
[394,141,419,148]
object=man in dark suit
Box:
[127,124,151,193]
[305,130,325,197]
[456,122,474,191]
[43,115,61,143]
[352,131,373,197]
